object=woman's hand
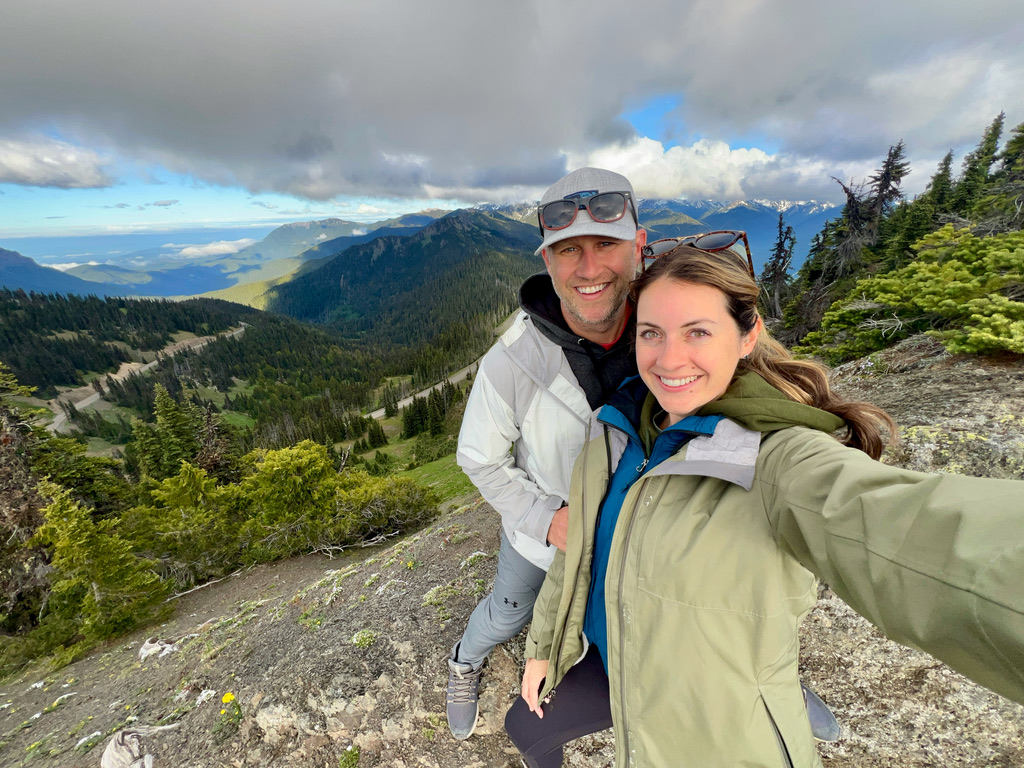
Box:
[521,658,549,718]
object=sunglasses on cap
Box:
[537,191,638,236]
[641,230,756,278]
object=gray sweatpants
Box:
[454,532,547,668]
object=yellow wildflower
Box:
[221,692,235,704]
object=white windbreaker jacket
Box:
[456,310,594,569]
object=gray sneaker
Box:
[802,684,841,742]
[446,657,483,740]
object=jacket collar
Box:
[595,377,762,490]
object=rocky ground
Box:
[1,336,1022,767]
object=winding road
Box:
[47,325,246,433]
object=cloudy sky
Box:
[2,0,1022,241]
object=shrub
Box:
[35,484,168,636]
[797,226,1024,363]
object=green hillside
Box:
[266,208,543,380]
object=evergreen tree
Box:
[971,120,1024,231]
[367,419,388,449]
[880,198,936,271]
[924,150,955,214]
[382,384,399,418]
[402,395,429,438]
[950,112,1005,216]
[122,463,237,586]
[759,213,796,321]
[193,404,240,483]
[868,140,911,227]
[427,389,445,436]
[0,363,49,636]
[31,483,167,642]
[130,384,203,479]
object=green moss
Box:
[338,744,360,767]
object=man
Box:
[448,167,644,739]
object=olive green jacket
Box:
[525,379,1024,768]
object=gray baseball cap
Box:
[535,167,639,255]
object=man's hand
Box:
[521,658,550,718]
[546,505,569,551]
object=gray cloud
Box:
[1,1,1021,203]
[149,199,179,207]
[0,137,112,188]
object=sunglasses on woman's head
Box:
[641,230,756,278]
[537,191,637,235]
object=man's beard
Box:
[555,277,629,331]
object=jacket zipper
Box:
[547,425,596,692]
[616,474,650,766]
[572,430,646,673]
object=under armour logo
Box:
[504,598,519,608]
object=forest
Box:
[0,112,1021,679]
[0,292,247,397]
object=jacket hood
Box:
[519,272,578,350]
[698,371,845,434]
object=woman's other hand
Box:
[521,658,549,718]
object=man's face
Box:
[542,230,646,342]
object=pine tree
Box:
[382,384,399,418]
[950,112,1005,216]
[924,150,954,214]
[0,363,49,636]
[193,404,239,483]
[428,389,445,436]
[367,419,388,449]
[971,120,1024,231]
[759,213,796,321]
[867,140,911,227]
[130,384,204,479]
[32,482,167,641]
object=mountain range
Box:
[0,198,838,305]
[0,247,130,297]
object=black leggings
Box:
[505,647,613,768]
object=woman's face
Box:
[636,277,760,426]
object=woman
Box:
[505,244,1024,767]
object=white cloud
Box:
[356,204,386,215]
[50,260,99,271]
[177,239,257,258]
[0,137,112,188]
[567,138,772,201]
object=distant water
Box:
[2,225,279,266]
